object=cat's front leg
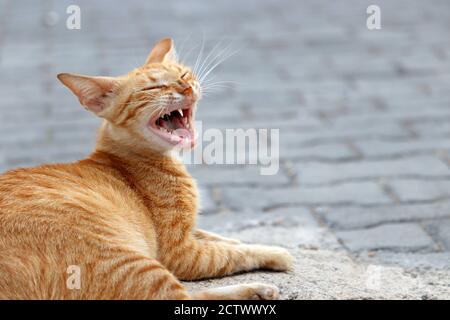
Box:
[193,229,241,244]
[160,239,294,281]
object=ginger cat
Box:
[0,38,293,300]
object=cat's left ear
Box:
[145,38,177,64]
[57,73,119,115]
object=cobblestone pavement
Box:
[1,0,449,298]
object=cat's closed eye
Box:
[140,84,166,92]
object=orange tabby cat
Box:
[0,38,293,300]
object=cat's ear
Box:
[57,73,119,114]
[145,38,177,64]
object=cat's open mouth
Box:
[148,105,196,147]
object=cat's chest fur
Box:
[90,152,199,246]
[128,162,199,258]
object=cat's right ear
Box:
[57,73,119,115]
[145,38,177,64]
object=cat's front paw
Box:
[247,283,280,300]
[261,246,294,271]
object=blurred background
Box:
[0,0,449,298]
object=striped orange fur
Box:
[0,38,293,300]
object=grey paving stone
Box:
[222,181,391,210]
[188,165,289,186]
[202,112,322,130]
[354,138,450,158]
[296,156,449,185]
[320,200,450,230]
[331,108,450,130]
[360,251,450,270]
[197,187,217,214]
[423,219,450,251]
[388,180,450,202]
[281,141,357,161]
[410,118,450,138]
[336,223,435,252]
[397,50,449,74]
[281,121,410,146]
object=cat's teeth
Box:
[159,126,174,134]
[177,109,183,117]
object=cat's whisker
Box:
[193,36,205,76]
[198,41,234,82]
[201,80,237,87]
[196,39,226,81]
[200,73,218,84]
[201,90,223,98]
[199,50,237,84]
[202,89,229,95]
[201,88,231,95]
[177,34,197,65]
[202,80,237,91]
[199,47,238,85]
[202,84,233,91]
